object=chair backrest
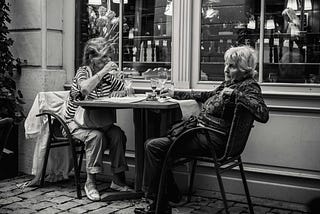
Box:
[0,118,14,160]
[219,103,254,162]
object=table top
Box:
[75,96,179,110]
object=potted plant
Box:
[0,0,24,179]
[0,0,24,123]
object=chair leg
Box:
[40,142,51,187]
[187,159,197,202]
[70,142,82,199]
[215,166,230,214]
[238,157,254,214]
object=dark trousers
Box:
[142,130,225,199]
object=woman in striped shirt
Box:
[65,37,131,201]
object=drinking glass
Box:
[158,71,168,89]
[158,71,168,96]
[150,78,158,95]
[124,77,134,96]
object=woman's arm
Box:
[79,61,118,96]
[233,80,269,123]
[173,84,223,103]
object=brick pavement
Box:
[0,174,310,214]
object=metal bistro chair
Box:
[156,103,255,214]
[36,111,85,199]
[0,118,14,161]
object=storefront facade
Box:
[8,0,320,203]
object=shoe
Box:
[84,182,100,201]
[134,201,172,214]
[110,181,133,192]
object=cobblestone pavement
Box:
[0,174,310,214]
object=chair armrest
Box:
[36,111,72,138]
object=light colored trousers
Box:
[68,121,128,174]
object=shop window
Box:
[199,0,320,84]
[199,0,259,82]
[76,0,172,80]
[263,0,320,83]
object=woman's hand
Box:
[102,61,119,73]
[159,87,174,98]
[110,90,126,98]
[221,87,234,97]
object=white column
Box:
[41,0,47,69]
[63,0,75,84]
[172,0,193,89]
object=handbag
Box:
[74,106,116,130]
[167,115,198,141]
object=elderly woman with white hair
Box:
[135,46,269,214]
[65,37,131,202]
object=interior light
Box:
[88,0,102,5]
[164,1,172,16]
[112,0,128,4]
[266,18,275,30]
[286,0,312,10]
[286,0,298,10]
[304,0,312,10]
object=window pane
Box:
[200,0,258,82]
[84,0,172,81]
[263,0,320,83]
[122,0,172,80]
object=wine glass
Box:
[124,76,133,96]
[150,78,158,95]
[158,71,168,96]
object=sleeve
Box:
[233,81,269,123]
[173,84,223,103]
[107,74,125,91]
[69,67,88,101]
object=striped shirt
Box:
[65,66,124,122]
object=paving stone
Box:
[228,206,248,214]
[11,208,35,214]
[50,195,73,204]
[31,201,56,210]
[191,206,222,213]
[0,196,22,206]
[2,201,33,210]
[269,208,292,214]
[19,190,44,199]
[253,206,272,214]
[53,201,81,210]
[0,208,13,213]
[106,200,131,210]
[90,206,119,214]
[82,201,106,210]
[69,206,89,214]
[37,207,61,214]
[42,191,66,198]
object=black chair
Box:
[36,111,85,199]
[0,118,14,161]
[156,103,255,214]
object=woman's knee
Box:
[107,125,127,144]
[86,130,105,143]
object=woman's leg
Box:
[142,137,172,199]
[71,128,106,201]
[105,125,128,186]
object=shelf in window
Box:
[123,61,171,65]
[123,35,172,40]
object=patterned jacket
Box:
[173,77,269,134]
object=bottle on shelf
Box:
[132,46,137,62]
[140,41,145,62]
[146,40,152,62]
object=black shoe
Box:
[134,201,172,214]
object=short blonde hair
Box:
[82,37,115,66]
[224,46,257,78]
